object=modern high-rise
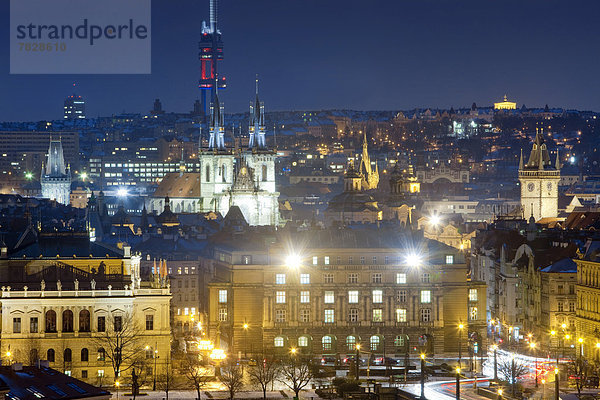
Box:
[64,94,86,120]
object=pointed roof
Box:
[44,138,68,177]
[523,131,553,170]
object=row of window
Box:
[39,347,104,363]
[306,255,455,266]
[274,334,410,351]
[218,289,478,306]
[270,308,435,323]
[12,311,154,333]
[274,272,432,285]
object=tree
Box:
[157,353,174,400]
[248,357,280,400]
[568,356,589,396]
[219,362,244,400]
[92,312,144,383]
[181,354,213,400]
[498,357,528,397]
[279,356,313,400]
[129,357,150,399]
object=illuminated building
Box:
[493,95,517,110]
[64,94,86,120]
[0,235,170,384]
[518,131,560,221]
[40,138,71,205]
[207,228,487,359]
[359,132,379,190]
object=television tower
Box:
[199,0,226,117]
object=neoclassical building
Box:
[0,233,170,385]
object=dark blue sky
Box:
[1,0,600,121]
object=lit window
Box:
[300,291,310,303]
[346,336,356,350]
[468,289,478,302]
[300,274,310,284]
[184,308,189,315]
[469,306,478,321]
[348,290,359,304]
[372,309,383,322]
[276,291,286,304]
[276,274,286,284]
[274,336,284,347]
[312,256,318,265]
[372,273,382,283]
[218,290,227,303]
[324,309,335,323]
[275,309,286,323]
[370,335,380,351]
[446,255,454,264]
[98,370,105,377]
[324,256,330,265]
[396,308,407,322]
[421,290,431,304]
[372,290,383,303]
[322,336,333,351]
[324,291,335,304]
[298,336,309,347]
[421,309,431,322]
[396,273,407,284]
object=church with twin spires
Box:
[149,80,280,226]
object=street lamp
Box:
[458,323,464,370]
[243,323,249,359]
[115,380,120,400]
[420,353,426,400]
[529,342,538,388]
[578,337,584,358]
[492,344,498,381]
[554,367,560,400]
[497,388,503,400]
[355,344,361,380]
[285,254,301,269]
[455,367,461,400]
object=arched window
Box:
[62,310,73,332]
[81,348,89,362]
[322,336,333,351]
[346,336,356,351]
[64,348,72,363]
[205,165,210,182]
[45,310,57,333]
[47,348,55,362]
[79,310,90,332]
[274,336,284,348]
[370,335,380,351]
[298,336,309,347]
[97,348,106,361]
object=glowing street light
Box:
[80,172,88,181]
[458,323,465,370]
[198,340,214,351]
[420,353,426,399]
[429,214,441,227]
[285,254,301,269]
[404,252,423,267]
[25,172,33,180]
[117,188,127,197]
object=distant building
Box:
[64,94,86,120]
[518,132,561,221]
[150,98,165,116]
[41,138,71,205]
[359,132,379,190]
[494,95,516,110]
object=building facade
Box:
[41,138,71,205]
[207,228,487,361]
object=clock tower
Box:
[518,132,561,221]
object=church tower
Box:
[199,82,235,211]
[41,137,71,205]
[359,131,379,190]
[518,131,560,221]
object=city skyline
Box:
[1,0,600,121]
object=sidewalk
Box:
[110,389,322,399]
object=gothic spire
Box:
[555,150,561,170]
[519,149,524,170]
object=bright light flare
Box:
[429,214,441,227]
[285,254,301,269]
[117,188,127,197]
[404,252,422,266]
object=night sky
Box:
[1,0,600,121]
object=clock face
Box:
[527,182,535,192]
[547,182,552,191]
